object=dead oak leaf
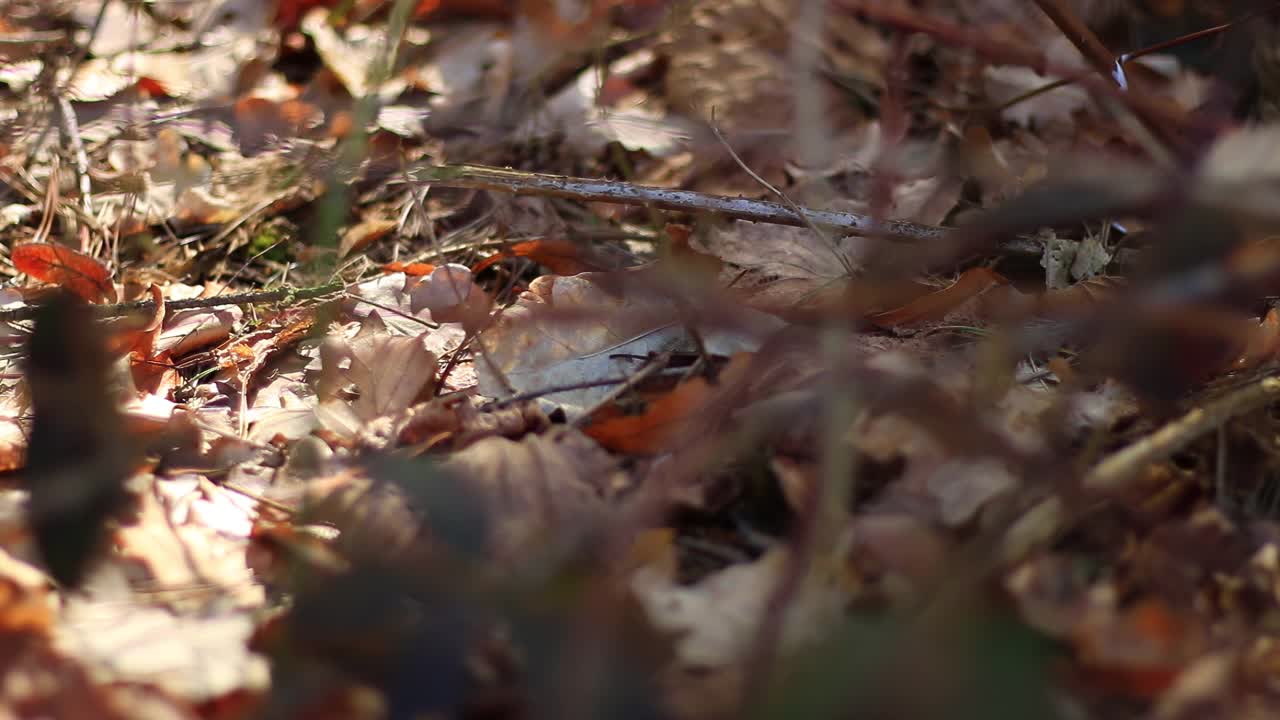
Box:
[437,427,627,559]
[319,316,437,422]
[53,597,269,703]
[300,427,625,563]
[476,272,777,418]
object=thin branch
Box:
[836,0,1217,144]
[1085,375,1280,492]
[1031,0,1120,80]
[0,282,346,323]
[709,120,851,275]
[406,163,1045,254]
[1002,373,1280,563]
[54,95,93,221]
[1031,0,1182,154]
[571,351,674,428]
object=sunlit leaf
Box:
[12,243,115,304]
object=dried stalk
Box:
[1003,373,1280,563]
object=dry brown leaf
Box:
[319,317,438,422]
[438,426,626,557]
[114,479,262,609]
[54,596,269,703]
[869,267,1009,328]
[632,546,848,669]
[476,272,779,417]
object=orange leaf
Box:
[382,262,437,276]
[1073,598,1191,699]
[11,243,115,303]
[1234,307,1280,371]
[412,0,514,20]
[585,376,716,453]
[585,354,752,454]
[868,267,1008,328]
[108,285,176,394]
[471,240,614,277]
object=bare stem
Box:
[0,282,346,323]
[407,163,949,241]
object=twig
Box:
[0,282,346,323]
[480,376,635,411]
[571,351,673,428]
[1030,0,1182,156]
[1085,375,1280,492]
[835,0,1215,143]
[0,30,64,44]
[1031,0,1121,81]
[709,120,852,277]
[406,163,952,243]
[54,96,91,218]
[1002,373,1280,563]
[408,163,1050,254]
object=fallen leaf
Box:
[382,261,436,276]
[632,547,848,668]
[12,243,115,304]
[1073,598,1198,699]
[585,353,750,454]
[408,263,492,329]
[437,426,626,558]
[475,272,779,418]
[868,267,1009,328]
[54,596,269,702]
[154,306,242,358]
[471,239,620,276]
[318,317,438,422]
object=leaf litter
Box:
[5,0,1280,718]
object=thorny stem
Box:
[406,163,1043,255]
[0,282,347,323]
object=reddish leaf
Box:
[414,0,513,20]
[585,355,749,454]
[868,267,1008,328]
[109,285,178,394]
[134,76,172,98]
[585,379,714,454]
[1072,598,1192,699]
[107,284,166,359]
[12,243,115,304]
[382,262,437,276]
[471,240,614,277]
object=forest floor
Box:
[0,1,1277,718]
